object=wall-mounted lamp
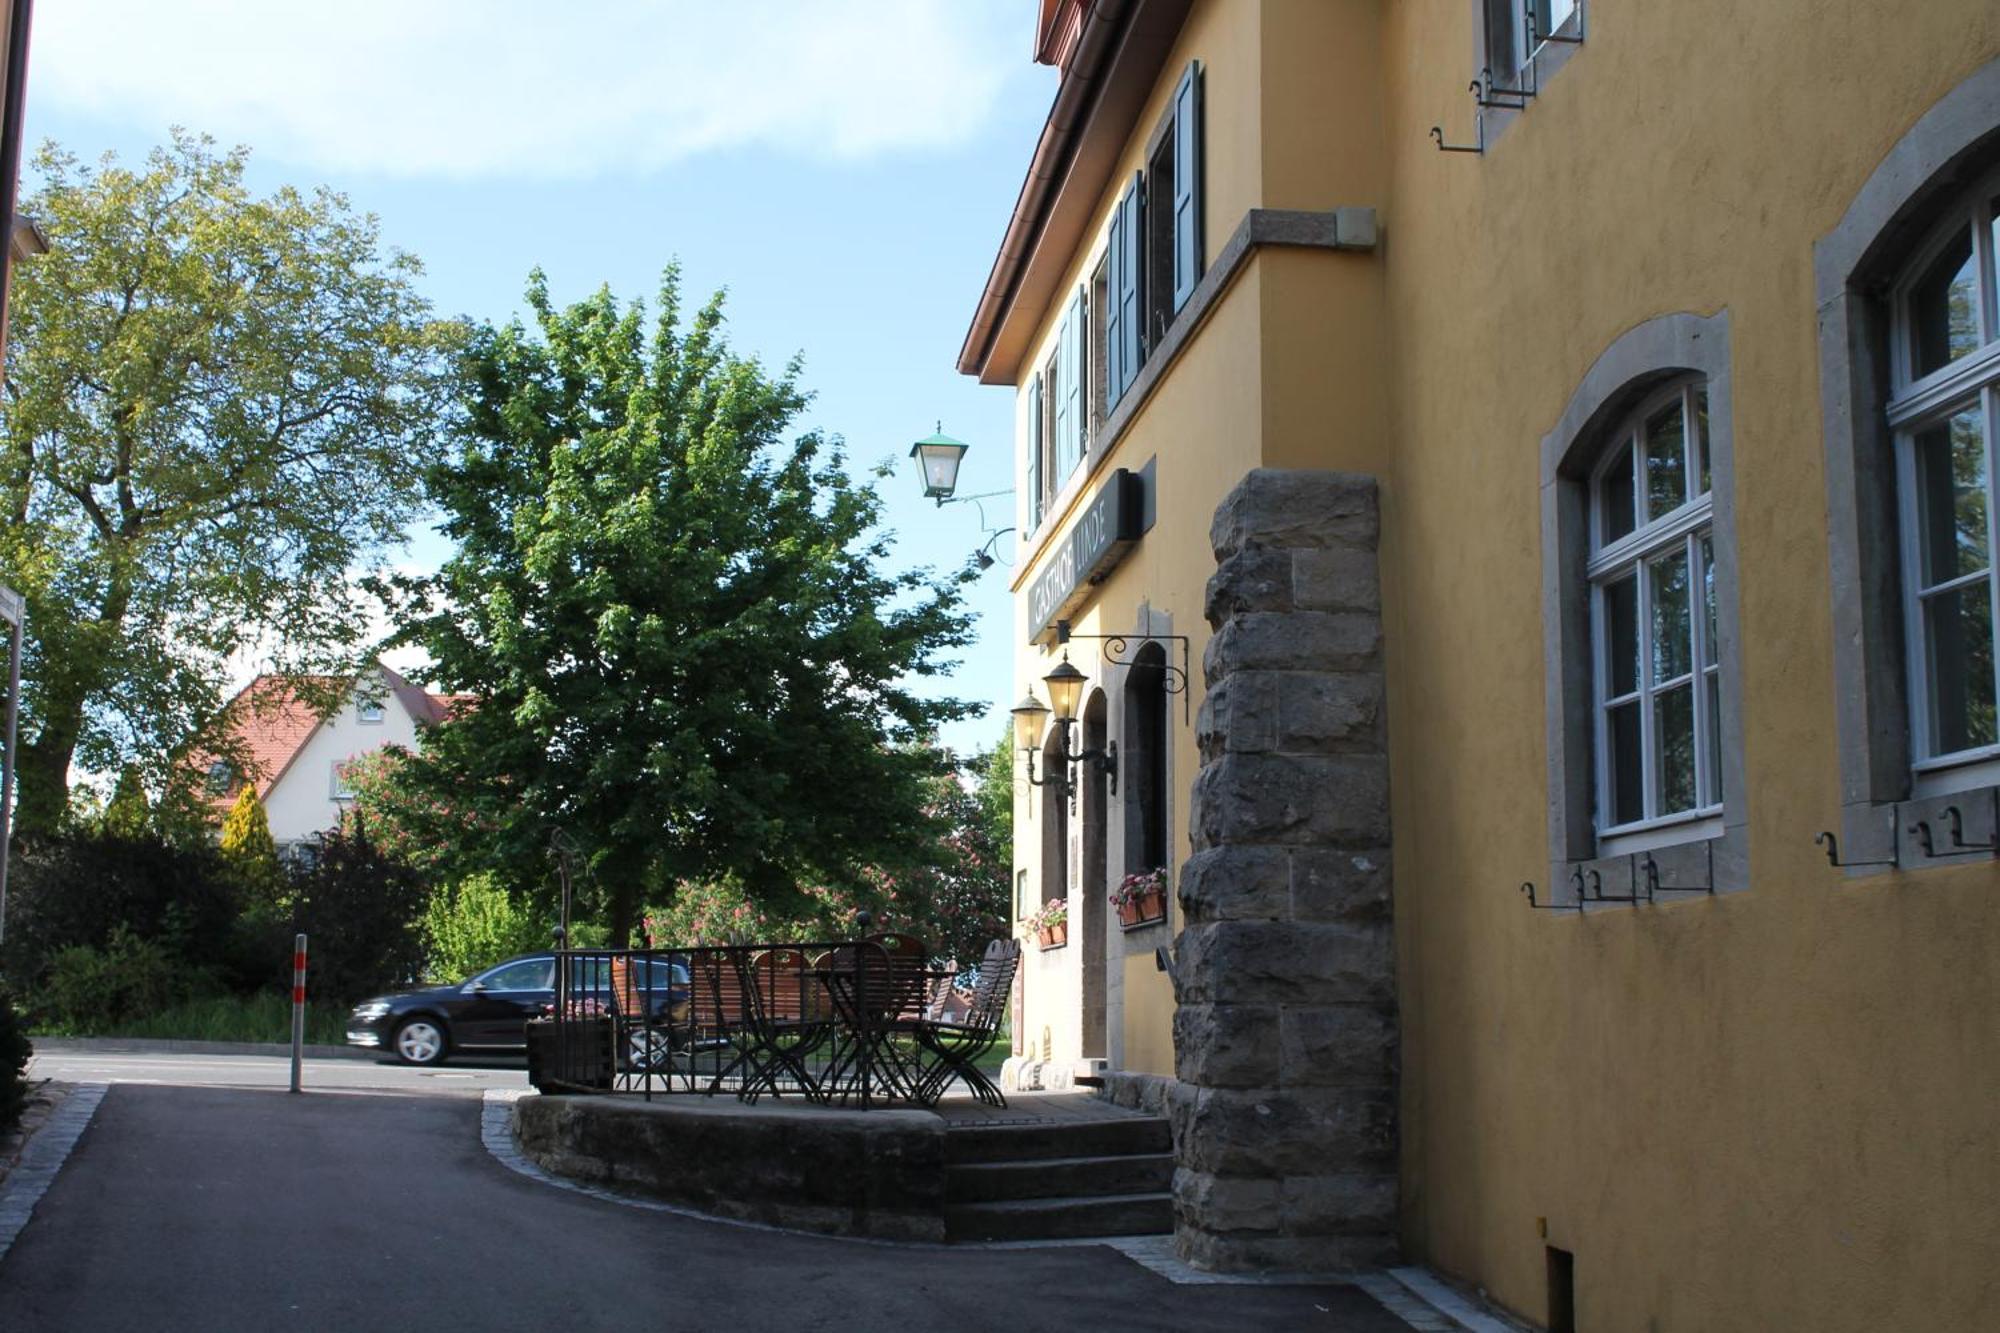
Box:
[909,425,970,503]
[907,423,1015,569]
[1035,653,1117,810]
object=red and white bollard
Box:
[290,933,307,1094]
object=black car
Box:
[346,953,689,1067]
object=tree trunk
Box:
[12,573,134,836]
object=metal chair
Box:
[910,938,1019,1107]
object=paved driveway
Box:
[0,1083,1410,1332]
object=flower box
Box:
[1037,922,1068,950]
[1115,885,1168,930]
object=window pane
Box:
[1608,700,1644,826]
[1600,442,1635,545]
[1913,407,1989,588]
[1656,683,1697,816]
[1603,574,1638,698]
[1644,399,1688,520]
[1925,576,1998,754]
[1650,548,1692,683]
[1700,532,1719,669]
[1704,669,1723,804]
[1910,225,1978,378]
[1694,387,1712,496]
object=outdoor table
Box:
[807,957,940,1109]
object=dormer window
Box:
[206,760,232,795]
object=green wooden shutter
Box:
[1064,287,1085,471]
[1027,372,1044,528]
[1115,172,1144,399]
[1172,61,1204,312]
[1106,196,1126,401]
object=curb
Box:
[29,1035,375,1061]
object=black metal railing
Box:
[529,935,1017,1110]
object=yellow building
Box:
[961,1,2000,1326]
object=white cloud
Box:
[30,0,1024,178]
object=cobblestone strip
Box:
[1385,1267,1532,1332]
[0,1083,107,1262]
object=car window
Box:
[479,958,553,991]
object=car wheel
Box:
[393,1017,448,1067]
[626,1028,672,1072]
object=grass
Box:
[34,991,350,1047]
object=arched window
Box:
[1041,726,1069,905]
[1888,176,2000,768]
[1122,641,1169,875]
[1819,61,2000,869]
[1587,378,1721,833]
[1541,311,1745,893]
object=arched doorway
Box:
[1079,689,1109,1060]
[1123,641,1169,878]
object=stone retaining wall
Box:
[1168,468,1399,1273]
[513,1094,947,1241]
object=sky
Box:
[22,0,1052,761]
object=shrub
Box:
[0,985,31,1134]
[284,816,427,1006]
[219,786,283,905]
[422,872,549,981]
[38,926,200,1032]
[0,829,237,991]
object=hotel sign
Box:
[1028,468,1144,643]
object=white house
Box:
[200,663,465,853]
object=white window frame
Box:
[357,696,386,725]
[1888,169,2000,793]
[330,760,357,802]
[1586,378,1723,851]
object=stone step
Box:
[944,1192,1174,1242]
[946,1152,1175,1203]
[943,1116,1171,1164]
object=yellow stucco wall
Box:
[1000,0,2000,1323]
[1377,2,2000,1329]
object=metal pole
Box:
[290,933,307,1093]
[0,585,23,950]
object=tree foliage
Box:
[390,270,975,940]
[420,872,549,982]
[218,785,280,899]
[0,132,461,832]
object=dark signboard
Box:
[1027,468,1144,643]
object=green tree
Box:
[218,785,281,903]
[0,132,461,832]
[421,872,549,981]
[392,269,975,941]
[100,764,151,837]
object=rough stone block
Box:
[1173,1003,1282,1088]
[1279,1005,1397,1087]
[1191,753,1388,848]
[1280,1173,1398,1234]
[1177,845,1290,923]
[1172,1167,1280,1233]
[1203,611,1380,682]
[1274,672,1384,754]
[1209,469,1379,560]
[1172,921,1394,1006]
[1197,672,1280,760]
[1293,546,1380,614]
[1171,1083,1397,1176]
[1205,547,1296,620]
[1290,846,1392,920]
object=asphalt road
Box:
[26,1044,532,1096]
[0,1067,1410,1331]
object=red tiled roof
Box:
[192,665,469,815]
